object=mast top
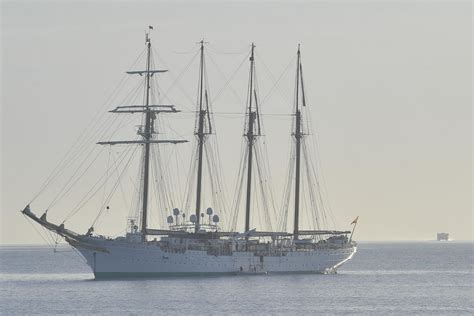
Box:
[146,25,154,44]
[127,29,168,76]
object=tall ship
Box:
[22,30,357,278]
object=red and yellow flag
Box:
[351,216,359,225]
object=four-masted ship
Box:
[22,31,357,278]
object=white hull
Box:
[72,237,356,278]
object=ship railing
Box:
[298,230,351,236]
[167,223,220,232]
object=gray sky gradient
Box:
[1,0,472,244]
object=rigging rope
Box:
[258,53,296,107]
[47,113,133,210]
[63,143,139,223]
[92,143,140,228]
[153,48,199,109]
[208,51,249,105]
[29,48,147,205]
[206,45,250,56]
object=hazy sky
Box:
[1,0,472,244]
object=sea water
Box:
[1,242,472,315]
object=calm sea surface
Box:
[1,242,472,315]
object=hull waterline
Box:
[71,237,357,279]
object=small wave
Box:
[0,245,71,252]
[0,273,93,282]
[341,270,472,275]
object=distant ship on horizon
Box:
[22,29,358,278]
[437,232,449,241]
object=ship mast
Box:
[141,32,153,240]
[194,40,211,233]
[293,44,303,239]
[244,43,261,233]
[97,29,187,241]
